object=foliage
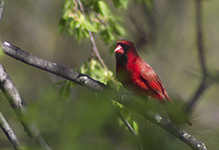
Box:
[58,0,158,149]
[60,0,127,44]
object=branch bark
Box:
[0,112,24,150]
[1,41,207,150]
[0,58,51,150]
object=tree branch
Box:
[186,0,209,112]
[1,41,207,150]
[0,111,24,150]
[195,0,207,76]
[0,59,51,150]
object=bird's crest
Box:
[117,41,134,46]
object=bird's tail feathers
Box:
[162,98,192,126]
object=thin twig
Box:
[117,112,143,150]
[186,78,208,112]
[0,112,24,150]
[76,0,107,69]
[195,0,208,76]
[0,1,4,21]
[94,12,107,25]
[88,31,107,69]
[1,41,207,150]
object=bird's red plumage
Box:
[114,40,192,125]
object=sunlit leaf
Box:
[114,23,126,36]
[62,10,71,20]
[132,121,139,135]
[119,0,129,9]
[62,0,72,10]
[77,27,83,42]
[107,27,115,41]
[97,1,110,17]
[82,20,98,33]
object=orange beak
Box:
[114,45,124,54]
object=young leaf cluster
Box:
[60,0,127,44]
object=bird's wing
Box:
[138,61,167,100]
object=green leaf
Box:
[77,27,83,42]
[114,23,126,36]
[107,27,115,41]
[113,16,126,22]
[62,10,71,20]
[69,20,75,29]
[112,0,129,9]
[82,20,98,33]
[145,0,154,9]
[54,79,68,86]
[112,0,121,8]
[83,30,90,38]
[108,41,117,54]
[119,0,129,9]
[62,0,72,10]
[59,18,66,34]
[70,81,78,87]
[132,121,139,135]
[59,81,71,100]
[75,21,81,28]
[97,1,110,16]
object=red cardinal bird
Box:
[114,40,192,125]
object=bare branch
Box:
[1,41,207,150]
[186,77,209,112]
[186,0,210,112]
[0,59,51,150]
[88,31,108,69]
[195,0,208,76]
[0,112,24,150]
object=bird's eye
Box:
[120,44,130,52]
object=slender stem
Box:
[118,112,143,150]
[186,0,209,112]
[76,0,107,69]
[195,0,208,76]
[88,31,107,69]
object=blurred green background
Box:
[0,0,219,149]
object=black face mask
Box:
[115,44,130,66]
